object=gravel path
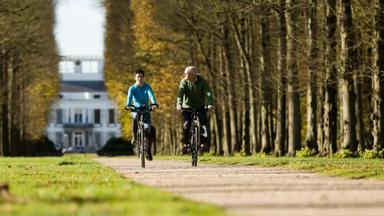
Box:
[95,158,384,216]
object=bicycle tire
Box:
[140,126,145,168]
[191,126,199,167]
[136,131,140,158]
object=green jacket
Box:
[177,76,213,109]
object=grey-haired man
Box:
[176,66,214,155]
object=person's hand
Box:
[176,104,182,112]
[150,104,159,111]
[125,105,134,111]
[207,105,214,112]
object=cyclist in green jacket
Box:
[176,66,214,155]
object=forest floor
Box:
[96,157,384,216]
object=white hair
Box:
[184,66,199,75]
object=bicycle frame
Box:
[126,104,157,168]
[190,113,200,167]
[182,107,208,167]
[136,111,147,168]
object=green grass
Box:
[0,155,227,216]
[159,155,384,180]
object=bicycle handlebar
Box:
[181,106,210,113]
[125,104,159,113]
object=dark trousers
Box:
[182,109,209,146]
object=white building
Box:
[46,56,121,151]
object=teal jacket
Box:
[176,76,213,109]
[127,82,157,107]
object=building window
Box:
[82,61,98,73]
[59,61,75,73]
[74,113,82,123]
[56,109,63,124]
[68,109,71,123]
[94,109,100,124]
[74,109,82,123]
[108,109,115,124]
[74,131,83,146]
[93,94,101,99]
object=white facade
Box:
[46,56,121,150]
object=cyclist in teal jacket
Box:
[127,69,158,160]
[176,66,214,155]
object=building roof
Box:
[60,55,102,61]
[60,81,106,92]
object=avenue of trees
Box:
[104,0,384,157]
[0,0,59,156]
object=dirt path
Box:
[95,158,384,216]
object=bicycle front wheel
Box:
[191,126,199,167]
[139,130,145,168]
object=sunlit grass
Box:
[159,155,384,180]
[0,155,227,216]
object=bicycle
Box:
[181,107,209,167]
[125,104,158,168]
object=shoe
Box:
[200,144,209,152]
[198,144,208,155]
[146,152,153,161]
[201,126,208,138]
[181,144,190,155]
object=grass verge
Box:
[0,155,227,216]
[159,155,384,180]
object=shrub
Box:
[97,137,134,156]
[296,148,317,157]
[362,149,384,159]
[256,152,267,158]
[29,136,63,156]
[334,148,356,158]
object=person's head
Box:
[184,66,198,81]
[135,69,145,86]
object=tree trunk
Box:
[218,46,231,156]
[305,0,318,151]
[222,21,238,154]
[287,0,301,156]
[323,0,338,155]
[340,0,358,152]
[230,14,253,155]
[260,16,271,154]
[0,51,4,156]
[1,51,10,156]
[240,57,250,155]
[355,32,365,152]
[9,57,17,155]
[269,102,275,153]
[317,84,325,154]
[275,0,287,156]
[372,0,384,152]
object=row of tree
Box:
[0,0,59,156]
[104,0,384,157]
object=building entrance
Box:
[73,131,84,147]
